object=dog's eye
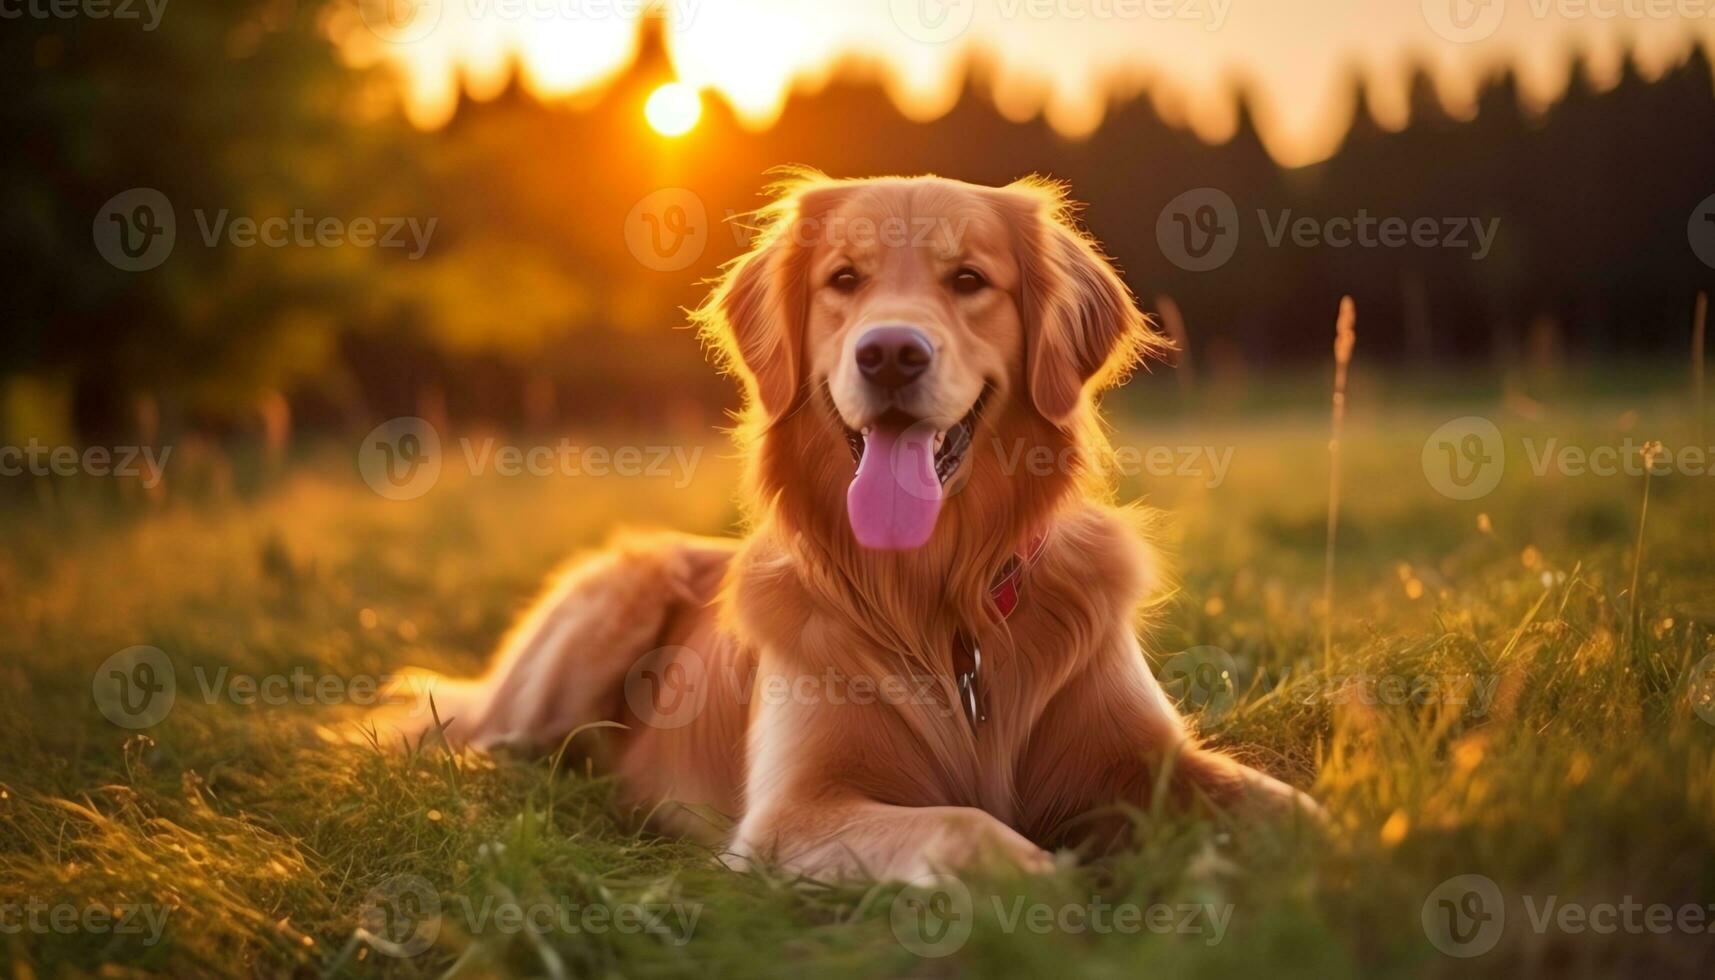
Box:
[951,267,988,295]
[828,267,862,293]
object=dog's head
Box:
[697,173,1164,553]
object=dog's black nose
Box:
[855,326,933,389]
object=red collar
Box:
[987,533,1047,621]
[956,533,1047,731]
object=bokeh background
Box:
[4,0,1713,445]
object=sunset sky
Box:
[336,0,1715,166]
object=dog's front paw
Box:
[1234,767,1326,827]
[921,811,1056,877]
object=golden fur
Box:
[387,174,1317,880]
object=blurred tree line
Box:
[3,5,1713,443]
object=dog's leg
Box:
[727,646,1055,881]
[376,533,733,752]
[1019,632,1322,848]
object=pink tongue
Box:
[846,423,943,550]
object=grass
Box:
[2,369,1714,978]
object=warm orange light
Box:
[645,83,701,137]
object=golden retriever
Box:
[387,173,1317,880]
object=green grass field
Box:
[3,371,1714,978]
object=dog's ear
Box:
[695,219,804,420]
[695,178,843,422]
[1002,179,1168,425]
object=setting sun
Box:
[645,83,702,137]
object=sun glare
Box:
[645,83,702,137]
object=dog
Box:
[385,173,1318,881]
